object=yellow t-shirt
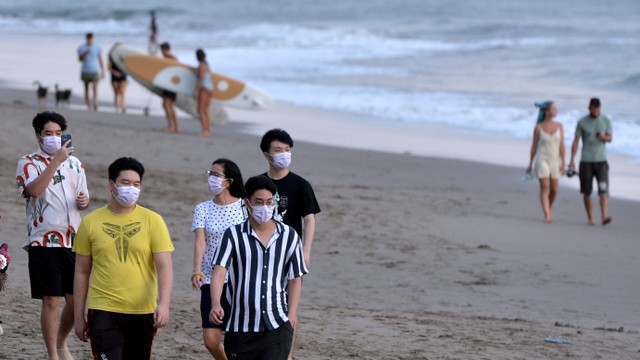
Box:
[73,205,174,314]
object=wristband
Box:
[191,271,205,280]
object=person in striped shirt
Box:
[209,175,308,360]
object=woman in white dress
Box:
[191,158,246,359]
[527,101,565,222]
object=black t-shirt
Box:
[264,171,321,237]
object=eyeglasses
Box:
[206,170,226,179]
[250,199,275,207]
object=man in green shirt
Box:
[569,98,613,225]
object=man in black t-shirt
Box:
[259,128,320,360]
[260,129,321,265]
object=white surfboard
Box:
[109,44,272,121]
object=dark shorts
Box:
[81,72,100,83]
[28,246,75,299]
[87,310,156,360]
[579,161,609,195]
[111,74,127,83]
[162,89,176,102]
[224,322,294,360]
[200,283,231,329]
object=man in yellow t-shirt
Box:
[73,157,174,359]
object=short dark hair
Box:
[196,48,206,62]
[259,128,294,152]
[589,98,601,108]
[160,42,170,50]
[86,32,93,39]
[212,158,245,198]
[108,157,145,182]
[32,111,67,134]
[244,175,277,199]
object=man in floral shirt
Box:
[16,111,90,360]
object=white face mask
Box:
[41,135,61,154]
[249,203,275,224]
[270,152,291,169]
[112,184,140,207]
[208,175,227,196]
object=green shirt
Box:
[575,115,612,162]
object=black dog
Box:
[33,81,48,106]
[54,84,72,108]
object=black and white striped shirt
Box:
[213,219,308,332]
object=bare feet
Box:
[602,217,612,226]
[199,131,211,137]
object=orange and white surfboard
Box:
[109,44,272,113]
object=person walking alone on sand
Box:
[527,101,565,223]
[77,33,104,111]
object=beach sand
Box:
[0,88,639,359]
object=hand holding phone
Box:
[61,133,72,148]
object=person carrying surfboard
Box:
[160,42,180,133]
[195,49,214,137]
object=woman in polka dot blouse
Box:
[191,158,247,359]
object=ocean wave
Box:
[619,73,640,89]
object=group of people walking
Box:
[15,111,320,360]
[527,98,613,224]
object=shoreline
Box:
[2,84,639,204]
[0,88,639,358]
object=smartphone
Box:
[61,133,72,148]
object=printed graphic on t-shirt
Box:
[101,222,142,262]
[274,192,288,221]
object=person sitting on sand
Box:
[527,101,565,223]
[569,98,613,226]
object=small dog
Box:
[33,81,48,106]
[54,84,72,108]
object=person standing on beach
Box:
[108,43,127,113]
[569,98,613,225]
[209,175,308,360]
[527,101,565,222]
[258,128,320,359]
[73,157,174,359]
[160,42,180,133]
[77,32,104,111]
[16,111,90,360]
[195,48,214,137]
[191,158,247,359]
[148,10,159,55]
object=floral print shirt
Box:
[16,149,89,248]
